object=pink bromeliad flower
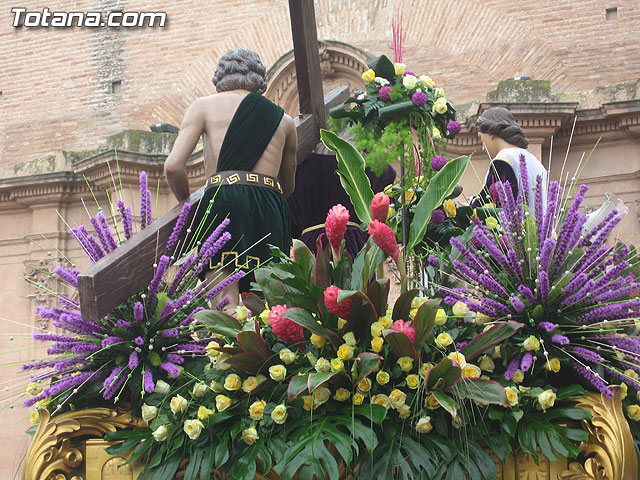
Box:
[325,204,349,257]
[390,319,415,345]
[368,220,399,263]
[269,305,304,344]
[324,286,353,318]
[370,192,390,223]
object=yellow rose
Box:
[315,357,332,373]
[302,395,314,411]
[192,382,207,398]
[475,313,490,326]
[397,403,411,419]
[242,376,260,393]
[210,380,224,393]
[505,387,519,407]
[279,348,297,365]
[235,305,249,321]
[313,386,331,406]
[372,394,390,408]
[387,206,396,221]
[523,336,541,351]
[310,334,326,348]
[409,308,418,319]
[337,344,354,361]
[152,425,168,442]
[545,358,561,373]
[241,427,259,445]
[621,383,629,400]
[141,404,158,422]
[404,188,416,204]
[389,389,407,408]
[419,75,435,89]
[432,127,442,139]
[412,296,428,309]
[26,382,43,396]
[362,68,376,82]
[443,200,457,218]
[343,332,357,347]
[259,308,270,325]
[435,332,453,349]
[170,394,188,415]
[371,337,384,353]
[249,400,267,420]
[492,345,502,359]
[434,309,448,326]
[379,316,393,328]
[462,364,481,378]
[337,318,347,329]
[331,358,345,372]
[197,405,215,421]
[271,405,288,424]
[357,378,372,394]
[420,362,434,378]
[433,97,448,114]
[448,352,467,367]
[376,371,390,385]
[215,353,232,371]
[406,374,420,390]
[625,369,639,381]
[513,369,525,383]
[451,301,468,317]
[215,395,231,412]
[415,417,433,434]
[403,74,418,90]
[425,393,440,410]
[353,393,364,405]
[183,419,205,440]
[371,322,384,337]
[334,388,351,402]
[538,389,557,411]
[269,365,287,382]
[479,355,495,373]
[627,404,640,421]
[224,374,242,391]
[485,216,498,230]
[394,63,406,76]
[397,356,414,372]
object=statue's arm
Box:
[279,114,297,198]
[164,99,205,202]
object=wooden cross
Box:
[77,0,349,323]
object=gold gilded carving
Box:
[557,386,637,480]
[23,408,145,480]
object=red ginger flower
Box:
[325,204,349,256]
[370,192,390,223]
[324,286,353,318]
[269,305,304,344]
[368,220,399,263]
[390,319,415,345]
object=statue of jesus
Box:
[164,48,297,309]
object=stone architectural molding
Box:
[23,256,72,328]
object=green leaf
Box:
[366,278,390,318]
[214,432,230,468]
[154,292,170,322]
[224,352,270,373]
[460,321,523,360]
[408,155,470,251]
[320,129,374,224]
[308,371,339,392]
[353,352,383,384]
[426,358,462,391]
[378,101,415,120]
[288,374,309,402]
[413,298,440,349]
[184,447,203,480]
[367,54,395,81]
[314,239,331,289]
[241,292,266,316]
[200,446,214,480]
[236,330,272,359]
[292,239,315,279]
[352,404,387,424]
[452,378,508,405]
[524,215,538,271]
[194,310,243,337]
[391,289,419,321]
[383,330,416,360]
[432,390,459,417]
[282,307,341,346]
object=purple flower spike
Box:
[159,362,181,378]
[539,322,557,333]
[134,302,144,324]
[572,361,614,399]
[117,200,134,240]
[148,255,170,303]
[551,334,570,345]
[510,296,525,313]
[97,211,118,251]
[143,370,155,393]
[166,202,192,252]
[205,270,247,300]
[53,266,80,288]
[505,354,522,380]
[518,285,536,303]
[128,351,139,369]
[520,352,533,372]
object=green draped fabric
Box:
[191,93,290,289]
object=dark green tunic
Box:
[191,93,290,285]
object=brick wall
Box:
[1,0,639,175]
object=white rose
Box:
[141,404,158,422]
[152,425,168,442]
[192,382,207,398]
[403,75,418,90]
[183,419,205,440]
[154,380,171,395]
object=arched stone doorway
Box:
[265,40,372,116]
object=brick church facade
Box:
[1,1,639,476]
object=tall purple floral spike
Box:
[447,160,640,396]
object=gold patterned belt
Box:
[205,170,283,195]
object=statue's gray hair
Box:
[212,48,267,94]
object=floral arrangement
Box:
[21,172,245,418]
[329,54,460,176]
